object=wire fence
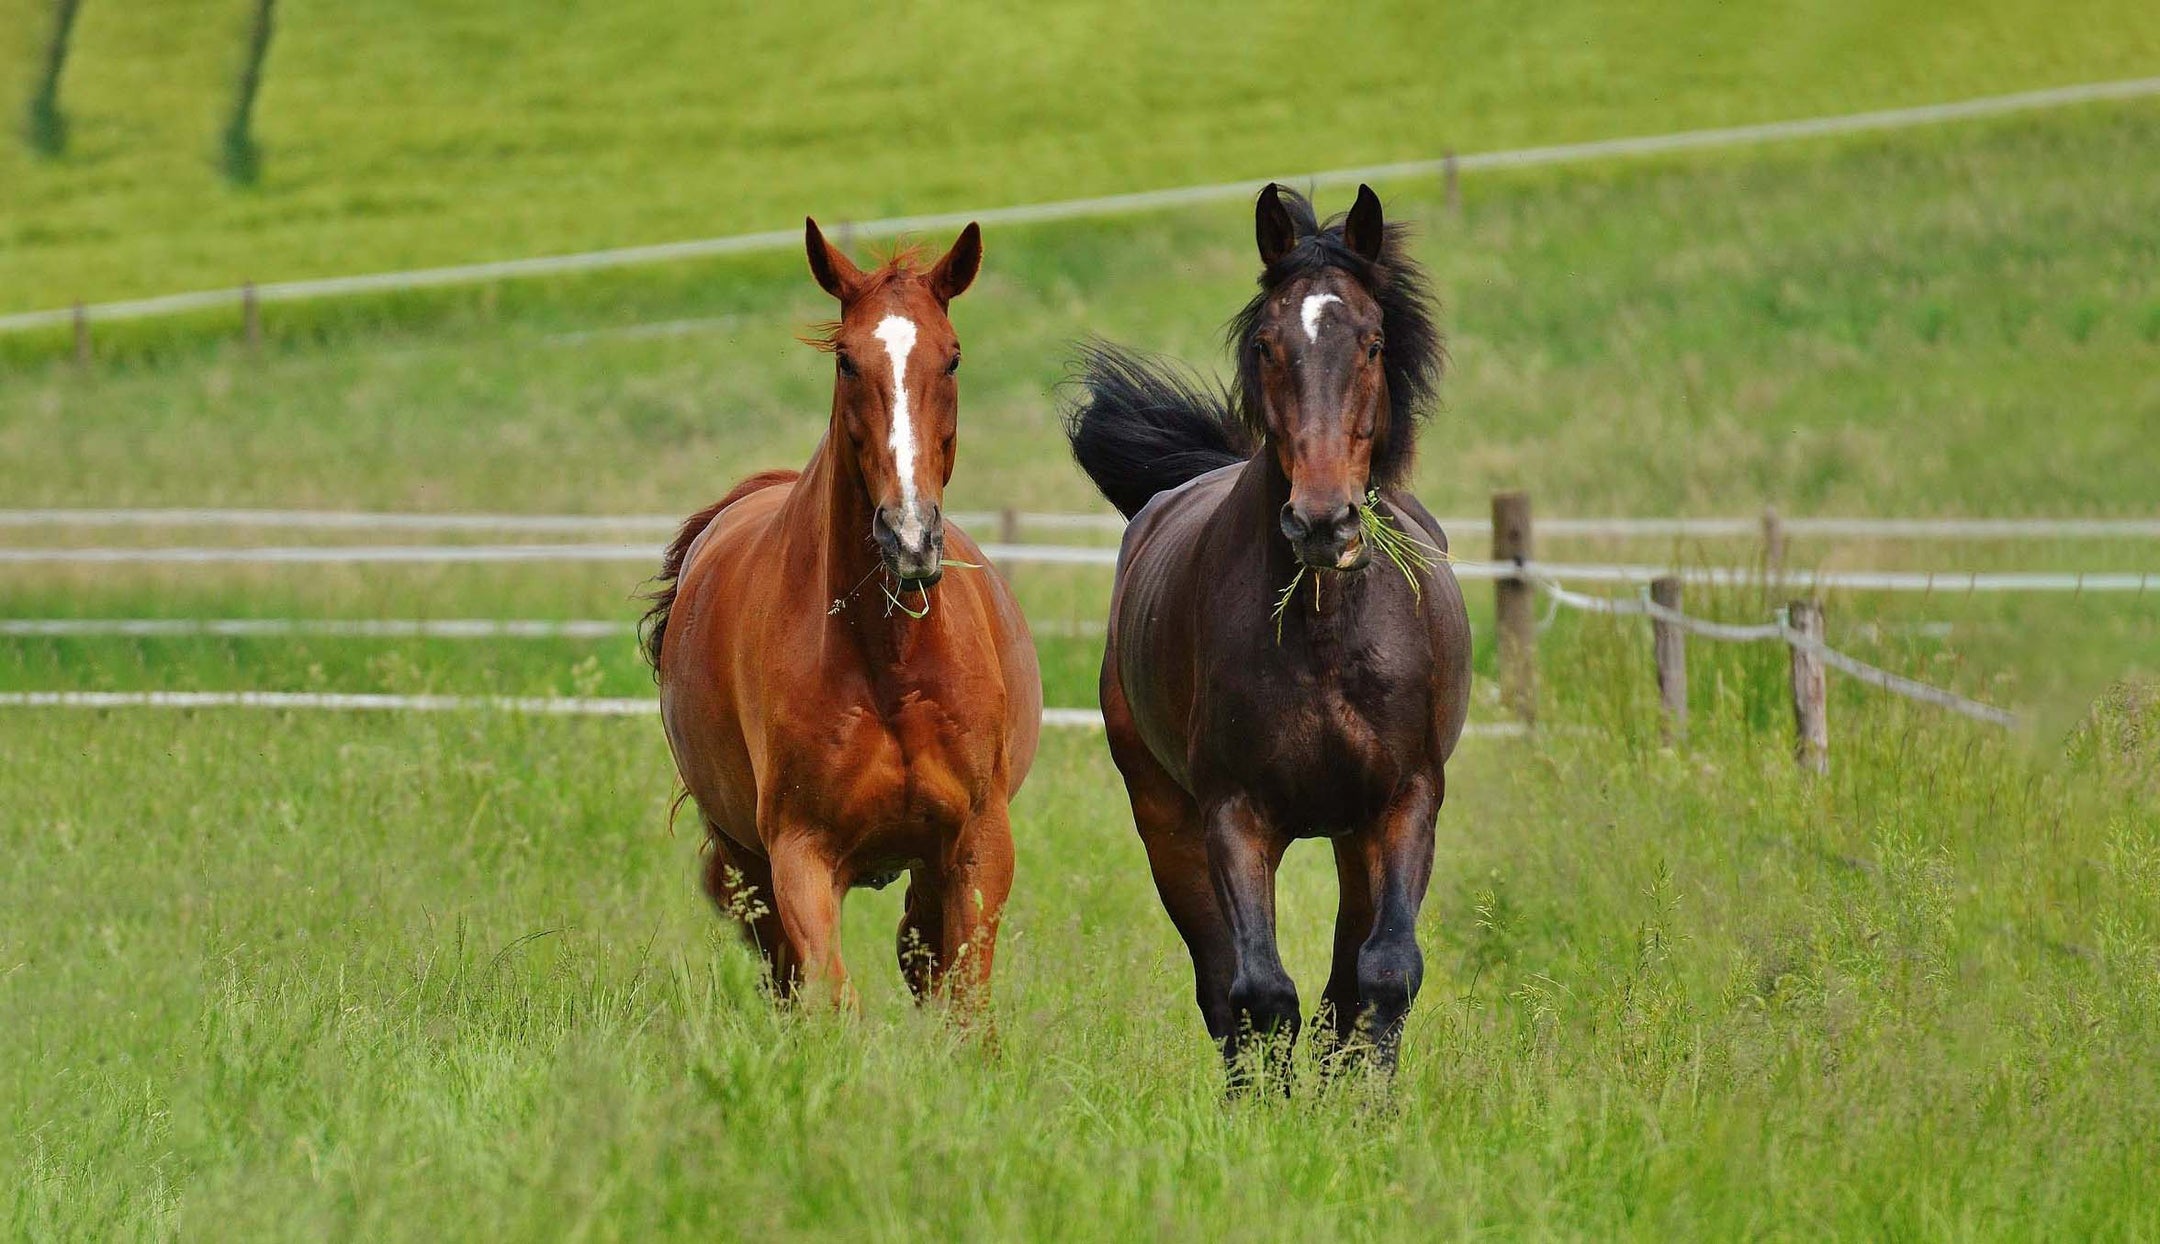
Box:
[1533,575,2018,728]
[7,75,2158,336]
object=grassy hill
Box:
[5,0,2159,310]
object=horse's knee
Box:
[1230,970,1302,1036]
[1357,938,1423,1023]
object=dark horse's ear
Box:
[1342,184,1385,264]
[805,217,865,301]
[1255,183,1300,268]
[928,221,982,305]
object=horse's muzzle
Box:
[874,503,945,584]
[1280,501,1369,572]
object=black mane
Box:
[1226,187,1443,487]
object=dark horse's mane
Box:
[1064,187,1442,518]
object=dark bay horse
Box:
[1064,184,1471,1076]
[645,219,1041,1005]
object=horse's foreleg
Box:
[1314,836,1380,1069]
[1205,795,1299,1087]
[765,829,853,1007]
[702,828,790,993]
[1339,771,1441,1071]
[926,800,1015,1009]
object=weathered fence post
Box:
[1788,599,1828,774]
[1761,505,1786,585]
[1492,490,1535,724]
[1651,574,1686,742]
[997,507,1020,547]
[71,301,89,369]
[1443,151,1461,218]
[241,280,261,353]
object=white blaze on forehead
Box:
[1300,293,1343,342]
[871,314,928,542]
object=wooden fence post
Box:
[1762,505,1786,584]
[1443,151,1461,218]
[1650,574,1686,743]
[997,507,1020,546]
[1788,599,1828,774]
[242,281,261,353]
[71,301,89,369]
[1492,490,1535,724]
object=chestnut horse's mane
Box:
[639,468,799,672]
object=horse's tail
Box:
[639,469,799,673]
[1061,342,1253,519]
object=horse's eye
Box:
[1367,339,1384,362]
[1255,339,1273,362]
[946,354,961,376]
[836,353,858,379]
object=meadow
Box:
[5,9,2160,1237]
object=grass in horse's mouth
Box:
[1271,493,1449,642]
[878,559,985,620]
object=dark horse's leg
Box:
[1103,676,1236,1049]
[1207,795,1300,1086]
[703,827,791,993]
[1318,772,1441,1071]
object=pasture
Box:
[5,19,2160,1241]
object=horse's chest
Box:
[1201,642,1422,832]
[774,693,986,832]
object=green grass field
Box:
[6,5,2160,1238]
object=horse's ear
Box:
[1255,183,1299,268]
[928,221,982,305]
[805,217,865,301]
[1342,184,1385,263]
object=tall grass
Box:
[3,649,2153,1237]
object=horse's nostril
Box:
[1279,503,1307,540]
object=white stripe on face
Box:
[871,314,927,543]
[1300,293,1343,343]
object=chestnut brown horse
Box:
[645,219,1040,1005]
[1064,184,1471,1078]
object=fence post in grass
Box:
[997,507,1020,546]
[1443,151,1461,218]
[242,280,261,353]
[1650,574,1686,743]
[1788,599,1828,774]
[1761,505,1786,585]
[71,301,89,369]
[1492,490,1535,724]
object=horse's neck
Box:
[785,433,880,601]
[785,430,929,663]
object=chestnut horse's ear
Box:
[805,217,865,301]
[928,221,982,305]
[1342,184,1385,264]
[1255,183,1299,268]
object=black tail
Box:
[1060,343,1254,519]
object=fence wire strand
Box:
[1530,576,2019,728]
